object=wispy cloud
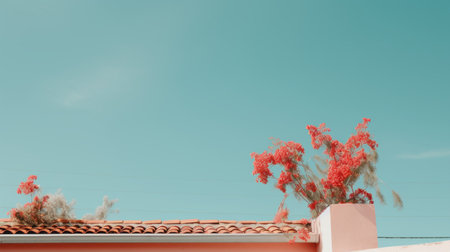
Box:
[62,89,90,107]
[58,65,131,108]
[398,149,450,159]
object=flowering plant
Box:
[8,175,55,226]
[16,175,39,195]
[251,119,402,240]
[8,175,118,226]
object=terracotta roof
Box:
[0,219,311,235]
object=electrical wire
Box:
[378,236,450,239]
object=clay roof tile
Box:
[162,220,180,225]
[180,219,199,224]
[199,220,219,224]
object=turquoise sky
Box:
[1,0,449,248]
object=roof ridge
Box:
[0,218,310,225]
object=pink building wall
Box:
[0,243,317,252]
[316,204,378,252]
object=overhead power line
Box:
[4,168,450,185]
[378,236,450,239]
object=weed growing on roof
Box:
[251,118,402,241]
[8,175,64,226]
[8,175,117,226]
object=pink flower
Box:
[305,182,317,192]
[308,200,318,210]
[288,236,297,244]
[274,194,289,223]
[17,175,39,195]
[274,208,289,223]
[251,151,274,184]
[306,123,332,149]
[298,227,310,242]
[275,171,292,193]
[349,189,374,204]
[7,208,17,217]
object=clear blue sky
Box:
[1,0,449,248]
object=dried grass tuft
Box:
[376,188,385,204]
[83,196,118,220]
[45,190,76,220]
[392,190,403,209]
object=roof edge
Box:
[0,233,319,244]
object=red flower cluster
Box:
[306,123,332,149]
[251,141,304,191]
[10,195,49,218]
[349,189,374,204]
[298,226,310,242]
[9,175,53,226]
[307,118,378,193]
[308,200,319,210]
[251,118,380,219]
[288,225,310,243]
[276,171,293,193]
[17,175,39,195]
[250,151,274,184]
[305,182,317,193]
[273,141,304,170]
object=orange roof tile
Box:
[199,220,219,224]
[0,219,311,235]
[180,219,199,224]
[143,220,162,224]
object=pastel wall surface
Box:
[0,243,317,252]
[357,240,450,252]
[317,204,378,252]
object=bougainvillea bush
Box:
[251,119,402,240]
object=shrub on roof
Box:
[8,175,117,226]
[251,118,403,241]
[8,175,75,226]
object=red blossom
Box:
[276,171,293,193]
[308,200,318,210]
[306,123,332,149]
[305,182,317,193]
[251,141,304,193]
[273,141,304,170]
[274,208,289,224]
[251,151,274,184]
[7,208,17,218]
[288,236,297,244]
[308,119,378,192]
[349,189,374,204]
[17,175,39,195]
[298,227,310,242]
[288,226,310,243]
